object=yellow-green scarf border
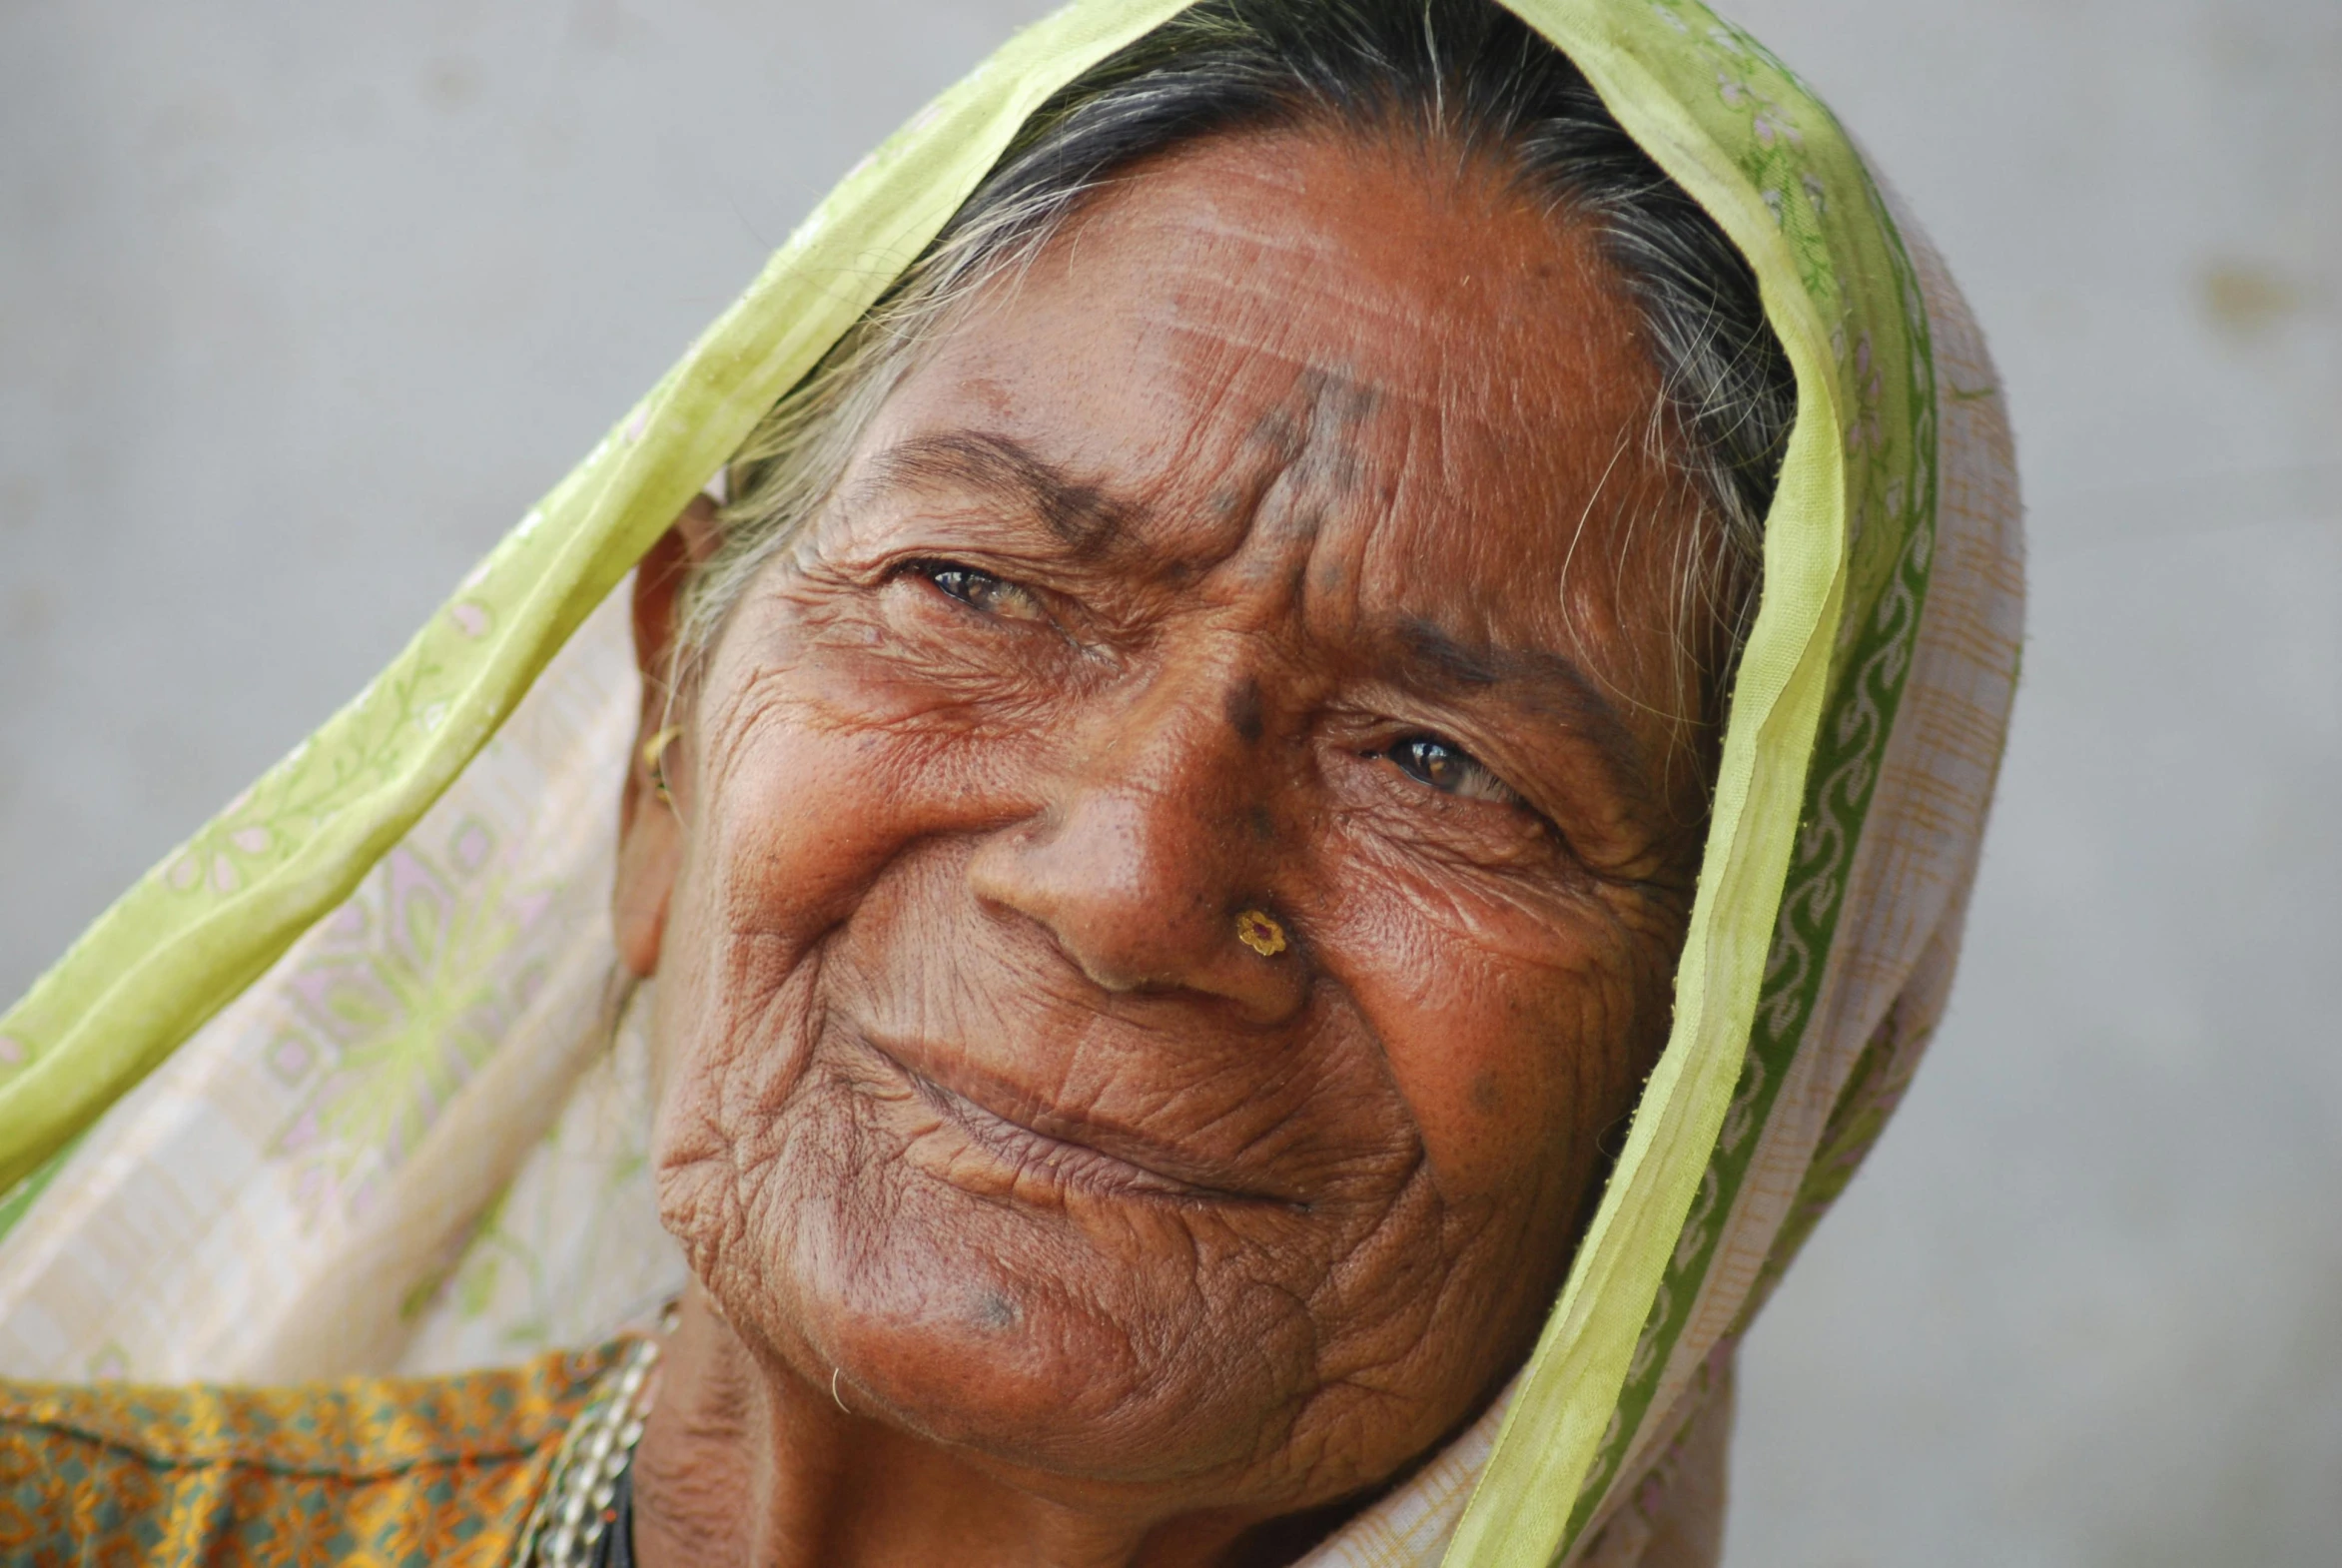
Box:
[1450,5,1938,1562]
[0,5,1939,1565]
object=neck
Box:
[628,1288,1285,1568]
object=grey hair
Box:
[686,0,1796,726]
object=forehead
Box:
[869,125,1686,684]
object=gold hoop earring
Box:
[642,726,683,807]
[1234,908,1287,958]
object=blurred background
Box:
[2,1,2335,1561]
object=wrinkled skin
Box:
[612,124,1721,1568]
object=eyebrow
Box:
[865,432,1138,555]
[1384,617,1651,804]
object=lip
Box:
[855,1031,1295,1207]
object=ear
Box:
[614,493,724,978]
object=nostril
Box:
[1058,944,1166,996]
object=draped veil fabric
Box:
[0,4,2019,1564]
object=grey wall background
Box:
[3,1,2336,1562]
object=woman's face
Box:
[622,125,1716,1522]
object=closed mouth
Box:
[857,1033,1292,1207]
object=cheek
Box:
[649,698,936,1151]
[646,623,1058,1176]
[1317,868,1678,1214]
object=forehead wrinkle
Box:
[1155,287,1464,433]
[1174,324,1555,562]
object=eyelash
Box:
[905,559,1051,623]
[1375,735,1523,807]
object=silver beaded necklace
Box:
[513,1328,664,1568]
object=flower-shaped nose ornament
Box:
[1234,909,1288,959]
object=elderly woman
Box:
[0,1,2018,1564]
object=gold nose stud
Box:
[1235,909,1287,958]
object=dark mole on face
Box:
[976,1292,1019,1329]
[1250,373,1378,474]
[1294,367,1377,426]
[1469,1071,1504,1116]
[1223,676,1265,745]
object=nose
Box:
[965,665,1310,1025]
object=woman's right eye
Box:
[912,560,1051,623]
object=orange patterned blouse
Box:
[0,1342,620,1567]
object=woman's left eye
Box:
[912,560,1050,622]
[1380,736,1521,805]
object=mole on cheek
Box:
[976,1292,1020,1330]
[1470,1071,1504,1117]
[1223,677,1265,745]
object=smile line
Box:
[858,1036,1288,1206]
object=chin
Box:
[662,1083,1316,1493]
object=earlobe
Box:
[614,796,678,978]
